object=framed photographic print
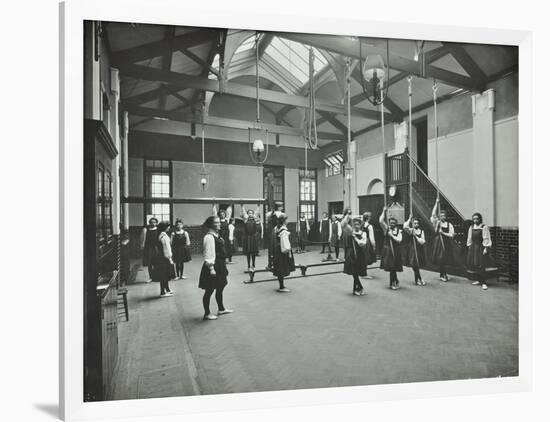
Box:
[60,0,533,420]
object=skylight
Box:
[234,35,257,56]
[264,37,328,84]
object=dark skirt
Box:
[173,245,191,264]
[466,244,494,277]
[151,256,173,282]
[344,245,367,276]
[364,241,377,265]
[142,245,156,267]
[198,259,228,290]
[380,240,403,272]
[272,249,294,277]
[243,235,259,254]
[406,238,426,268]
[330,234,341,248]
[298,230,308,243]
[431,234,454,266]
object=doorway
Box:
[414,117,428,173]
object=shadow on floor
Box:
[33,403,59,419]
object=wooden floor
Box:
[112,248,518,400]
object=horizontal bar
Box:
[123,197,267,204]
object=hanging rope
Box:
[346,58,353,210]
[305,48,319,150]
[381,103,387,207]
[249,32,269,165]
[432,81,440,209]
[408,75,413,217]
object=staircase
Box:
[386,151,468,275]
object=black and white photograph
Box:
[82,18,521,404]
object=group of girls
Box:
[141,217,191,298]
[338,197,494,294]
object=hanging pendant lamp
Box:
[360,38,390,106]
[248,32,269,165]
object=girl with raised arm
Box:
[199,216,233,320]
[379,207,403,290]
[341,214,368,296]
[466,212,493,291]
[430,199,455,281]
[361,211,377,279]
[404,214,427,286]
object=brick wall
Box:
[490,226,519,282]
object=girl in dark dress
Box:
[271,213,294,292]
[152,221,174,297]
[330,214,342,260]
[342,214,368,296]
[241,206,260,271]
[466,212,493,291]
[171,218,191,279]
[430,199,456,281]
[319,212,332,254]
[218,210,231,264]
[199,216,233,320]
[361,211,377,279]
[297,213,310,252]
[379,207,403,290]
[404,215,427,286]
[141,217,158,282]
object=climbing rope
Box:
[408,75,413,217]
[432,81,440,208]
[305,48,319,150]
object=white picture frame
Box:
[60,0,533,420]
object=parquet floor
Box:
[112,248,518,400]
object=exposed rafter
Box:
[159,26,176,111]
[118,63,397,122]
[126,105,346,140]
[274,33,484,92]
[443,42,486,86]
[257,34,274,58]
[110,28,218,65]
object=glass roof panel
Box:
[235,35,256,55]
[264,36,328,84]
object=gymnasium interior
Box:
[83,21,519,401]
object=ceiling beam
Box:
[274,33,484,92]
[126,105,346,140]
[159,26,176,111]
[316,45,451,127]
[258,34,274,58]
[317,110,352,137]
[118,63,397,122]
[110,28,217,65]
[180,47,220,77]
[443,42,486,87]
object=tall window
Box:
[324,150,344,177]
[299,169,317,222]
[96,161,113,245]
[263,166,285,221]
[144,159,172,222]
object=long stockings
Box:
[246,254,256,269]
[334,246,340,259]
[352,274,364,292]
[160,279,171,295]
[439,264,448,278]
[278,276,286,290]
[175,263,184,278]
[147,265,154,280]
[389,270,399,287]
[202,286,226,315]
[413,266,422,282]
